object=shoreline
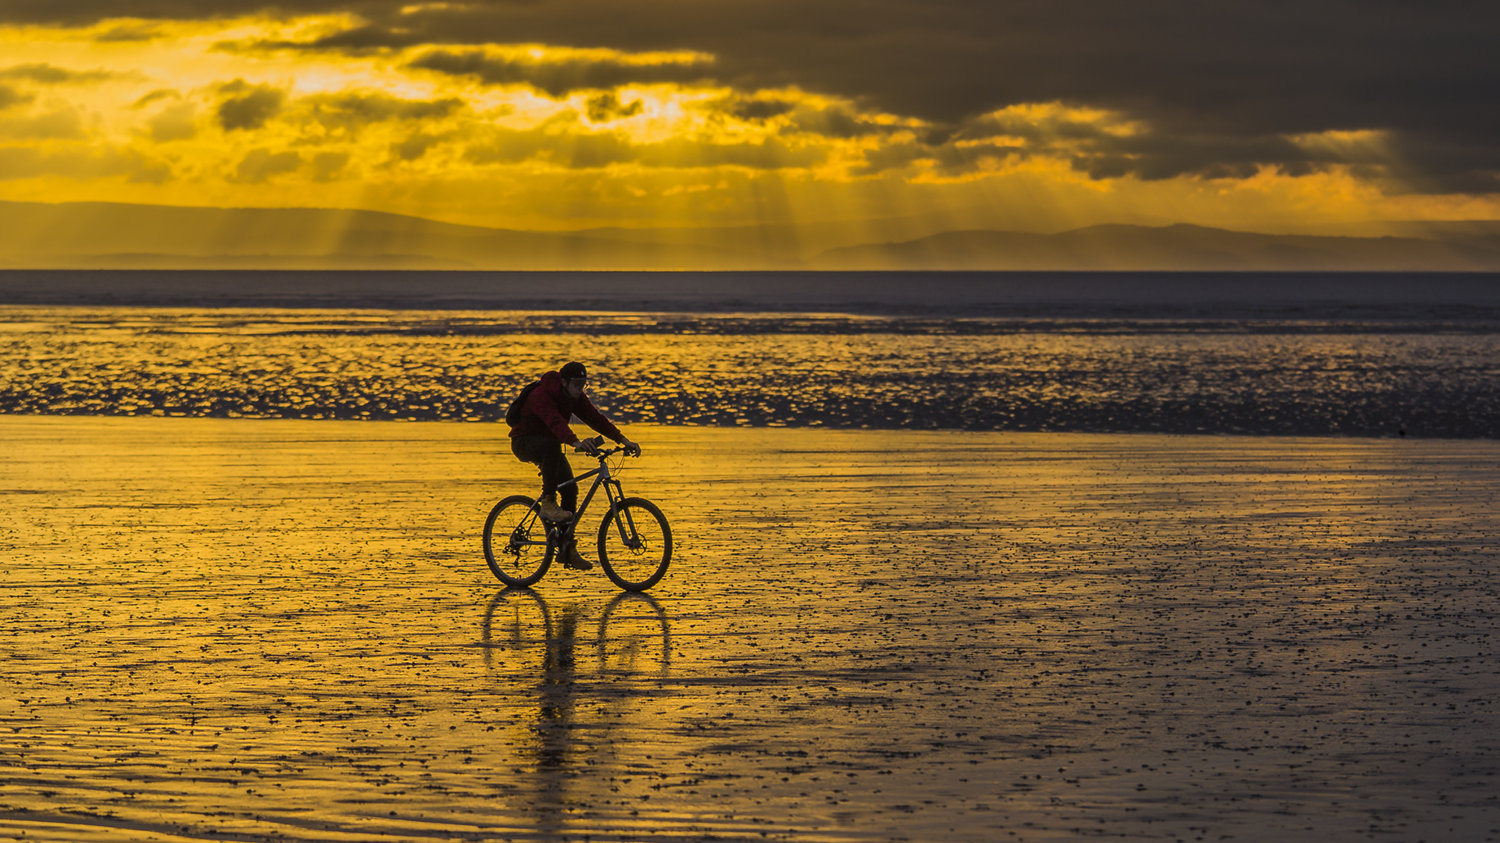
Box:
[4,268,1500,318]
[0,411,1475,441]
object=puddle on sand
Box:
[4,305,1500,436]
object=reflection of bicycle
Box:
[484,437,672,591]
[481,588,671,679]
[597,592,671,679]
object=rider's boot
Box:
[537,495,572,522]
[562,540,593,571]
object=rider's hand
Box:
[623,440,641,457]
[575,438,600,457]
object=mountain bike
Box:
[483,437,672,591]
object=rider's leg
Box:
[561,537,592,570]
[539,447,588,568]
[511,435,572,518]
[549,450,577,514]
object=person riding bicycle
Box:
[508,361,640,570]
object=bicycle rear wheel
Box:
[596,497,671,592]
[483,495,555,587]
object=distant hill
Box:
[0,201,751,270]
[3,201,1500,271]
[811,223,1500,271]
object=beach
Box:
[3,416,1498,840]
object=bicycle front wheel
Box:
[597,497,672,592]
[484,495,555,587]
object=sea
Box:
[3,270,1499,438]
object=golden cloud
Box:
[0,11,1494,237]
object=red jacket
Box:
[508,370,624,445]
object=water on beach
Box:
[5,272,1500,839]
[3,418,1499,841]
[3,302,1499,437]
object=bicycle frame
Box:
[556,456,621,534]
[522,448,645,551]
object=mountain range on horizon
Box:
[3,200,1500,272]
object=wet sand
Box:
[2,417,1498,841]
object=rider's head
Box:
[560,361,588,398]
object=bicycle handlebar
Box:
[574,435,637,459]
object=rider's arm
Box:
[574,394,625,443]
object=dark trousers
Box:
[511,434,577,512]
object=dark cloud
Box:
[146,101,198,142]
[233,23,415,54]
[849,135,1032,178]
[311,150,349,180]
[132,89,181,108]
[1078,134,1310,182]
[783,106,890,140]
[847,139,933,178]
[584,92,643,122]
[0,62,114,84]
[390,132,444,162]
[848,113,1387,183]
[5,0,1497,192]
[463,124,634,169]
[407,49,714,97]
[856,118,1400,184]
[95,21,163,42]
[231,147,301,182]
[0,107,86,140]
[1387,132,1500,195]
[464,120,825,171]
[401,0,1500,191]
[0,85,32,110]
[304,92,463,130]
[725,97,797,122]
[0,0,380,23]
[217,80,284,130]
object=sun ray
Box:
[0,10,1496,265]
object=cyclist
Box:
[508,361,641,570]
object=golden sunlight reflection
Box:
[5,417,1499,838]
[5,305,1498,436]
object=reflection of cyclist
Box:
[509,361,640,570]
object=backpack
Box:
[505,379,541,426]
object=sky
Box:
[1,0,1498,238]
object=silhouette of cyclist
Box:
[509,361,640,570]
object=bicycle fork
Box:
[600,476,645,550]
[609,485,646,550]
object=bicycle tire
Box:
[483,495,555,586]
[596,497,672,592]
